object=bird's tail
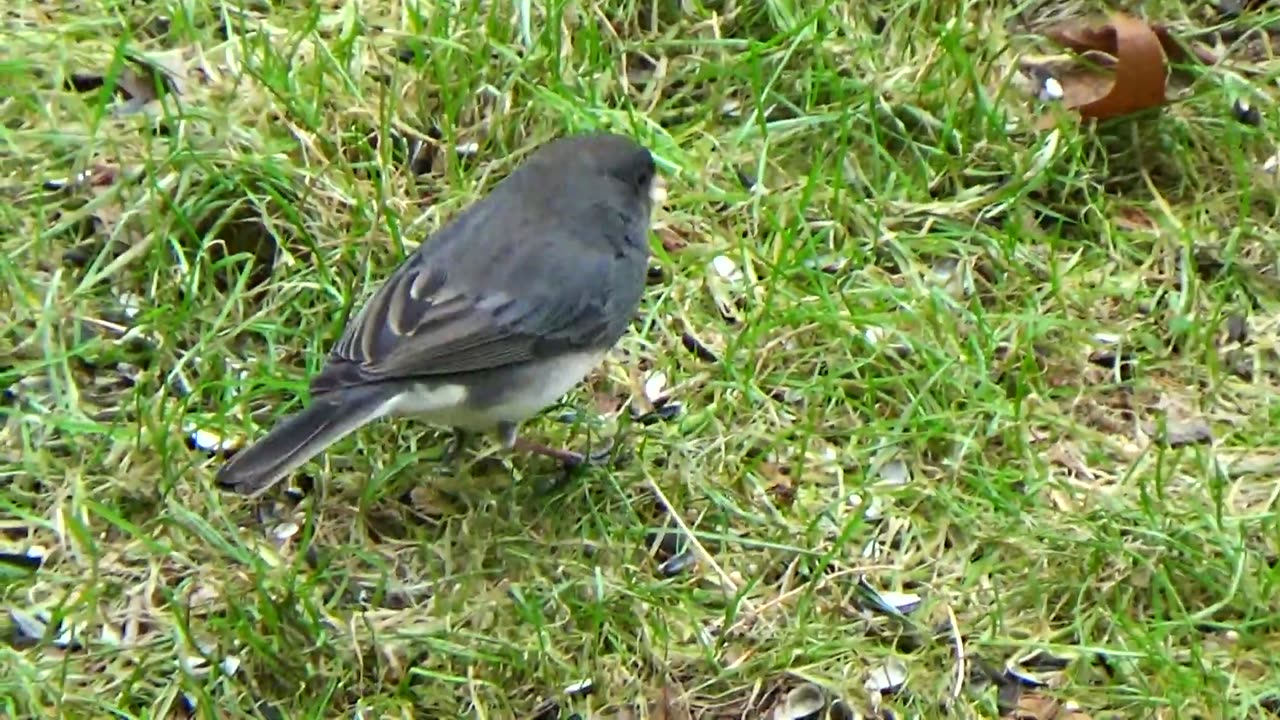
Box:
[215,386,396,497]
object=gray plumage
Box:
[216,132,658,496]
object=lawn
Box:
[3,0,1280,717]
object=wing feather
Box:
[309,243,613,395]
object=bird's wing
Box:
[308,243,615,395]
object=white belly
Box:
[379,350,606,431]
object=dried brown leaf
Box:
[1046,67,1119,114]
[1113,205,1157,232]
[1050,14,1214,68]
[1046,14,1167,119]
[658,226,688,253]
[1041,13,1194,121]
[1150,25,1220,66]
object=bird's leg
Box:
[513,438,587,468]
[497,421,586,468]
[442,427,470,465]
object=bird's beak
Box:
[649,174,668,207]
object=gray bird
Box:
[216,132,660,497]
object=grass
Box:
[3,0,1280,717]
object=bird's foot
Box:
[442,428,470,466]
[498,421,621,494]
[512,437,588,468]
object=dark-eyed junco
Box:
[216,132,661,496]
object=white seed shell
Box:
[775,683,826,719]
[864,657,908,693]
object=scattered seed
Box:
[1087,348,1136,381]
[1216,0,1248,18]
[650,175,669,206]
[1016,651,1068,671]
[864,657,908,693]
[0,548,45,571]
[861,495,887,521]
[65,73,107,93]
[115,362,141,387]
[42,169,97,191]
[117,291,142,320]
[1092,332,1122,345]
[623,51,657,85]
[804,254,849,274]
[710,255,744,283]
[828,699,857,720]
[643,371,670,406]
[874,458,911,487]
[273,522,300,541]
[586,436,616,464]
[856,576,921,615]
[644,528,684,561]
[1039,76,1065,102]
[187,584,220,609]
[181,653,211,675]
[296,475,317,496]
[658,549,697,577]
[777,683,826,720]
[883,340,913,359]
[99,623,123,647]
[10,609,80,650]
[395,43,425,64]
[188,427,241,455]
[9,608,47,646]
[406,139,435,175]
[531,699,561,720]
[770,387,804,406]
[635,402,683,425]
[930,257,972,297]
[53,616,79,649]
[141,15,172,36]
[932,258,958,281]
[878,591,923,615]
[706,259,746,324]
[680,331,719,362]
[1003,664,1049,688]
[554,409,583,424]
[1233,98,1262,126]
[61,241,100,267]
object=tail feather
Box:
[215,386,396,496]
